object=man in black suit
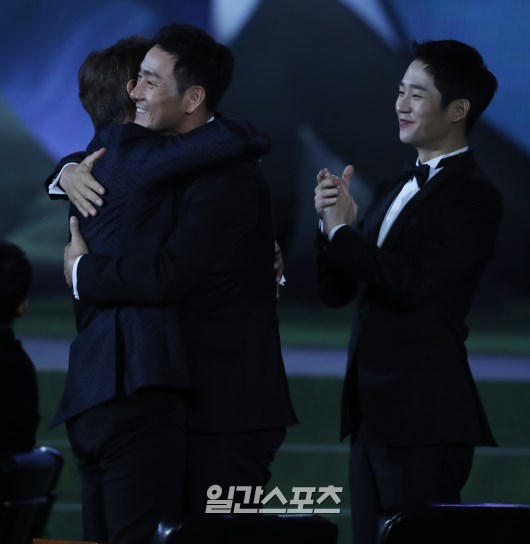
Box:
[0,241,39,455]
[314,40,501,543]
[61,23,296,537]
[48,34,273,544]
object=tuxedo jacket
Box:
[50,119,269,426]
[74,158,298,434]
[0,327,40,452]
[316,151,501,447]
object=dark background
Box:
[1,0,528,343]
[3,3,529,540]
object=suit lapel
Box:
[381,151,475,247]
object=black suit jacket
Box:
[0,327,40,452]
[51,119,269,426]
[316,151,501,446]
[74,159,298,434]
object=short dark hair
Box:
[78,35,153,129]
[0,241,32,324]
[411,40,498,133]
[153,24,234,113]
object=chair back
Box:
[0,447,64,544]
[376,503,530,544]
[152,514,338,544]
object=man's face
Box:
[395,60,457,158]
[130,45,188,134]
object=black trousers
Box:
[68,390,286,542]
[67,389,187,544]
[349,423,474,544]
[185,427,286,513]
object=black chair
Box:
[152,514,338,544]
[0,446,64,544]
[376,503,530,544]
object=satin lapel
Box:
[381,152,475,247]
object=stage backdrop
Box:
[1,0,528,320]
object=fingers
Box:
[273,240,284,282]
[316,168,329,183]
[69,215,80,239]
[63,240,73,287]
[71,190,101,218]
[317,170,349,190]
[64,156,106,217]
[315,178,341,215]
[80,148,106,196]
[68,215,89,253]
[315,166,354,216]
[342,164,354,182]
[65,216,88,287]
[83,147,106,170]
[84,178,106,197]
[317,175,341,190]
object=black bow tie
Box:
[403,161,430,188]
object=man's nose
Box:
[129,79,145,100]
[396,95,411,113]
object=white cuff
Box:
[48,162,78,195]
[72,255,83,300]
[328,224,347,241]
[318,219,347,241]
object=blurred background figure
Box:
[0,240,39,455]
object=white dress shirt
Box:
[323,146,469,244]
[376,146,468,246]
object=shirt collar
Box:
[419,145,469,182]
[425,146,469,168]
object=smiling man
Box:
[46,30,278,544]
[314,40,501,544]
[59,23,296,544]
[131,41,213,134]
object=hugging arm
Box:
[44,118,270,216]
[44,151,87,200]
[75,164,263,304]
[120,118,270,190]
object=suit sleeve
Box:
[315,228,358,307]
[119,119,271,190]
[76,163,260,304]
[319,180,502,309]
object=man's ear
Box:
[15,299,28,320]
[452,98,470,124]
[185,85,206,114]
[126,79,136,97]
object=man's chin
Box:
[134,117,149,128]
[398,131,414,145]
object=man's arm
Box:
[54,149,108,217]
[65,214,285,299]
[46,118,270,217]
[120,119,271,191]
[314,165,359,306]
[44,151,88,198]
[320,178,502,309]
[70,163,265,305]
